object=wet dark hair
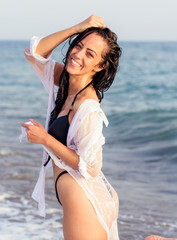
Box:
[49,27,122,126]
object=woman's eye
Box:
[75,44,82,49]
[87,52,94,58]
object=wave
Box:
[0,148,13,156]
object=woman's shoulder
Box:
[67,97,108,140]
[73,88,99,111]
[74,97,100,114]
[73,98,108,127]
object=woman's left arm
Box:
[21,120,80,170]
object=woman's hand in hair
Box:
[75,15,106,33]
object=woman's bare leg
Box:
[57,174,107,240]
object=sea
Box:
[0,39,177,240]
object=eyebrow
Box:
[80,41,97,56]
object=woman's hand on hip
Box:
[75,15,106,33]
[21,119,48,145]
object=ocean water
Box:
[0,40,177,240]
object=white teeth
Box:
[71,59,81,67]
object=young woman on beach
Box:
[22,15,121,240]
[21,15,176,240]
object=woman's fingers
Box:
[76,15,106,32]
[88,15,105,27]
[21,119,37,128]
[21,122,32,129]
[21,119,47,144]
[29,119,39,126]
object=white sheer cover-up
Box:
[23,36,119,240]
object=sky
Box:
[0,0,176,41]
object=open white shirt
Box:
[22,36,119,240]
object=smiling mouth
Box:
[71,58,82,67]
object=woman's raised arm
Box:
[35,15,106,58]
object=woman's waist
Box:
[52,159,67,181]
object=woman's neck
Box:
[68,75,93,96]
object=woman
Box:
[21,15,177,240]
[22,15,121,240]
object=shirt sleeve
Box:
[24,36,56,94]
[74,110,106,179]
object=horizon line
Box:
[0,38,176,43]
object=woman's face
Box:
[66,33,107,78]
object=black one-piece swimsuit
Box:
[44,83,91,206]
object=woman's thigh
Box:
[57,174,107,240]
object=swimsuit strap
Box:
[68,81,92,115]
[44,81,92,167]
[55,170,68,205]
